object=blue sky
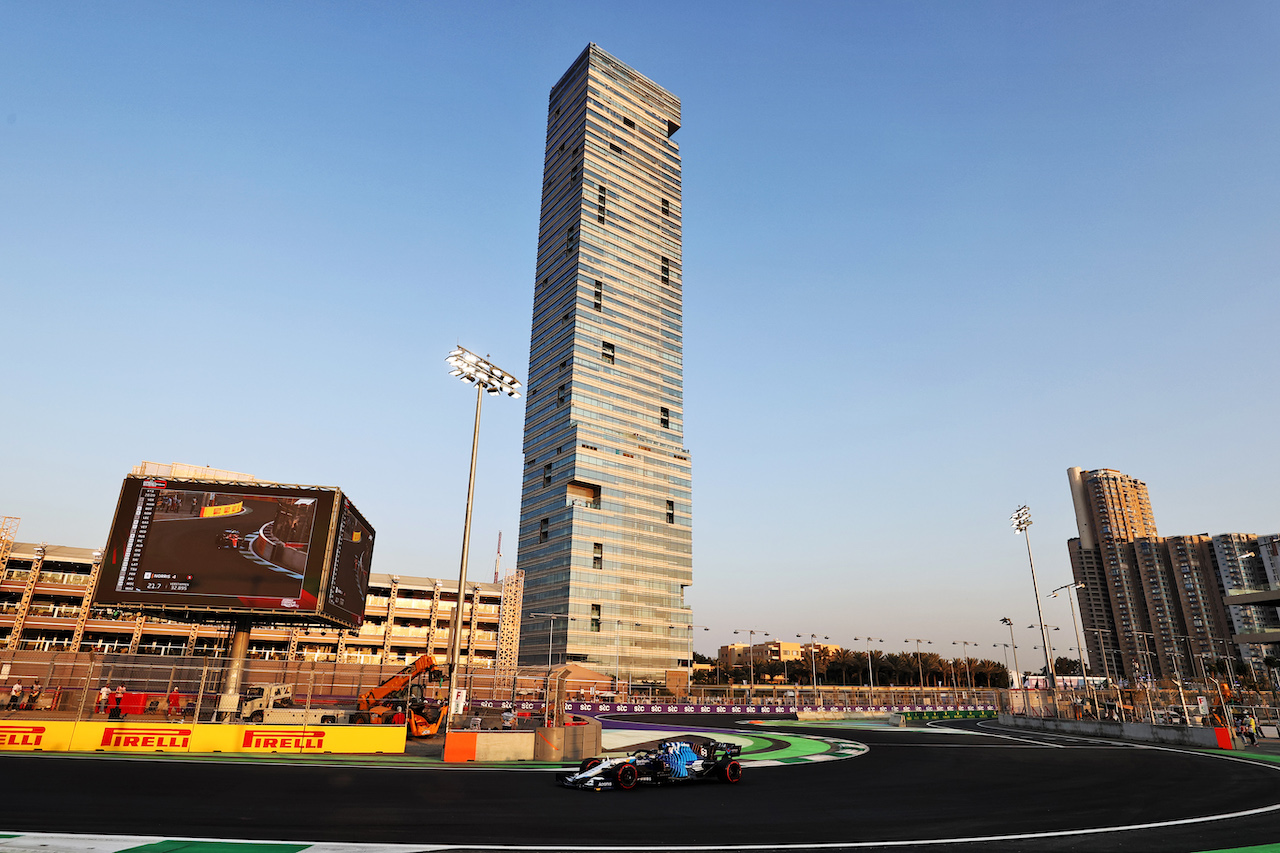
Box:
[3,2,1278,661]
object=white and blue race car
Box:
[558,739,743,790]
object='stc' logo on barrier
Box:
[0,725,45,747]
[241,729,325,750]
[100,727,191,749]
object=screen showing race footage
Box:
[321,497,375,628]
[96,477,336,614]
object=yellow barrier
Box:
[0,721,405,754]
[200,501,244,518]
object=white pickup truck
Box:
[240,683,350,725]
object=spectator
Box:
[26,681,42,711]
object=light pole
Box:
[531,612,571,725]
[797,634,829,706]
[1012,506,1057,695]
[733,629,768,702]
[683,625,709,692]
[905,639,931,701]
[444,346,521,732]
[1031,624,1062,675]
[1050,581,1094,708]
[854,637,883,705]
[1000,617,1026,715]
[951,641,976,691]
[993,643,1013,679]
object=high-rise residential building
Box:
[1067,467,1278,683]
[1067,467,1163,680]
[515,45,693,682]
[1212,534,1280,667]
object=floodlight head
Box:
[446,345,523,398]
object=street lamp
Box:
[733,629,769,701]
[444,346,521,732]
[683,625,709,690]
[853,637,883,704]
[1012,506,1057,692]
[530,613,572,669]
[1049,581,1092,706]
[797,634,829,706]
[905,639,931,697]
[951,641,977,691]
[616,620,644,697]
[530,612,571,726]
[999,618,1022,686]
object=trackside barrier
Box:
[563,702,997,716]
[998,713,1230,749]
[0,720,405,754]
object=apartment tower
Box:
[515,45,693,682]
[1066,467,1267,682]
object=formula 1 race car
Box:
[558,739,743,790]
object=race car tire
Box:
[718,759,742,783]
[617,763,639,790]
[579,757,603,774]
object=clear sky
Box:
[3,2,1278,662]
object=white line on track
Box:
[919,719,1065,748]
[6,796,1280,852]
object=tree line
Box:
[694,649,1013,688]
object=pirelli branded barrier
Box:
[199,501,244,518]
[0,721,406,754]
[563,702,998,716]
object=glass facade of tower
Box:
[516,45,693,682]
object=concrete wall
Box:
[443,730,536,762]
[533,719,602,762]
[998,714,1230,749]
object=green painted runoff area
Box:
[122,844,308,853]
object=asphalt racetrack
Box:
[1,716,1278,851]
[142,499,304,598]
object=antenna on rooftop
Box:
[494,531,503,583]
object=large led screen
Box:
[95,476,340,620]
[321,496,375,628]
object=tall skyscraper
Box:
[1067,467,1162,680]
[515,45,693,682]
[1067,467,1277,682]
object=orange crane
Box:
[354,653,446,737]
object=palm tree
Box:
[829,649,858,685]
[884,652,916,685]
[759,659,784,683]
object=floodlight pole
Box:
[1013,506,1057,717]
[442,346,521,735]
[444,383,484,732]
